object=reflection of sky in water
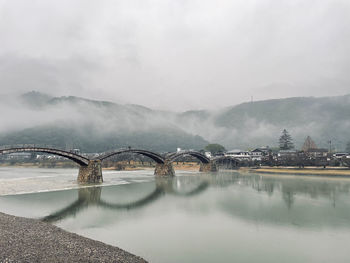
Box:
[1,168,350,262]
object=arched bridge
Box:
[0,146,101,183]
[211,156,241,168]
[167,151,216,172]
[0,146,218,183]
[168,151,210,164]
[211,156,238,162]
[97,149,165,164]
[0,147,89,166]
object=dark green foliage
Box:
[279,129,294,150]
[204,143,226,154]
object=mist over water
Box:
[1,168,350,262]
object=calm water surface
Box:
[1,167,350,262]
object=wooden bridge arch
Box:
[0,147,89,166]
[168,151,210,164]
[97,149,165,164]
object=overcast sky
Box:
[0,0,349,110]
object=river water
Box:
[1,167,350,262]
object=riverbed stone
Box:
[0,212,147,262]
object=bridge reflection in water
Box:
[42,177,209,223]
[40,171,350,226]
[2,173,346,263]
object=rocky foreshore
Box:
[0,212,147,263]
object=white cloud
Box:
[0,0,349,110]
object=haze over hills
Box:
[211,95,350,150]
[0,92,208,152]
[0,91,349,152]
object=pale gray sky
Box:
[0,0,349,110]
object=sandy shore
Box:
[250,167,350,177]
[0,212,147,263]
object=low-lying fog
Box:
[0,92,349,152]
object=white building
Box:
[225,149,251,160]
[204,151,212,158]
[250,149,264,161]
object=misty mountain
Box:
[0,91,208,152]
[1,91,350,152]
[173,95,350,151]
[212,95,350,150]
[210,95,350,150]
[0,125,207,153]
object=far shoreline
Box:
[2,162,350,178]
[0,161,202,171]
[249,166,350,177]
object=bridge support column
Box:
[154,160,175,177]
[78,160,103,183]
[199,161,217,172]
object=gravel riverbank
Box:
[0,212,147,262]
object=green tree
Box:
[279,129,294,150]
[204,143,226,154]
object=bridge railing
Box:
[0,145,90,158]
[98,147,167,156]
[94,147,131,158]
[0,144,66,151]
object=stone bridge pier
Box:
[78,160,103,183]
[154,160,175,177]
[199,161,218,172]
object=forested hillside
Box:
[1,91,349,152]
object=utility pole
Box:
[328,140,332,154]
